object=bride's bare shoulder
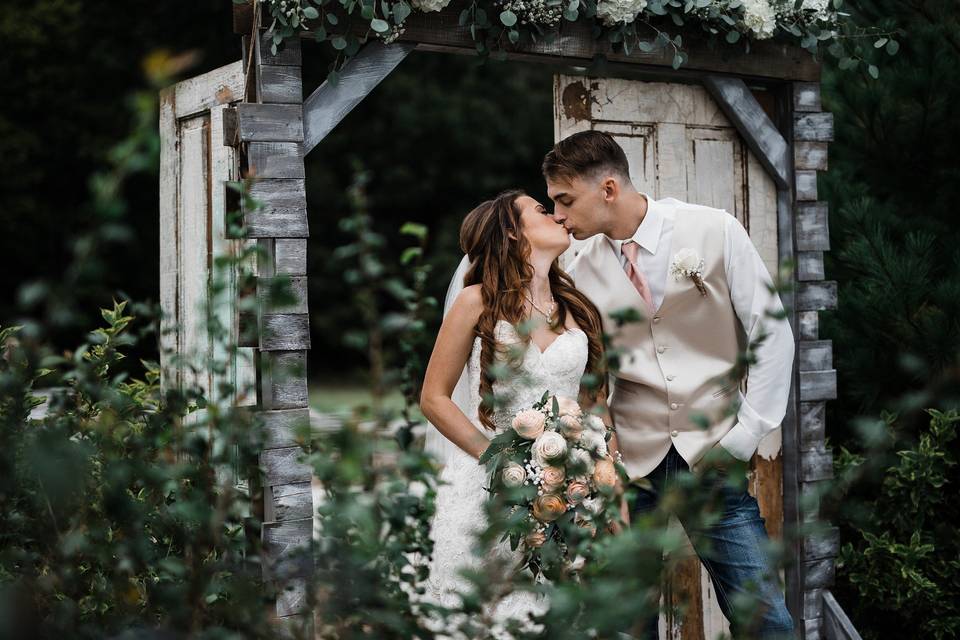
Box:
[447,284,484,324]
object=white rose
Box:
[582,496,604,515]
[532,431,568,467]
[584,414,607,433]
[673,248,701,273]
[567,447,596,475]
[595,0,647,26]
[580,430,608,457]
[410,0,451,11]
[501,462,527,488]
[741,0,776,39]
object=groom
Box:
[543,130,796,639]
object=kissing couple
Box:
[418,129,797,639]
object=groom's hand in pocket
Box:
[696,442,748,480]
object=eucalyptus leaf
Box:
[500,9,518,26]
[371,18,390,32]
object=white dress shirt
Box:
[602,193,795,461]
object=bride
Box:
[418,188,628,637]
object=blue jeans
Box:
[631,445,795,639]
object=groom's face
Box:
[545,174,608,240]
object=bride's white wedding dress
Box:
[422,319,589,638]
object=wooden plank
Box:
[263,350,308,410]
[800,480,823,522]
[259,64,302,104]
[247,142,305,179]
[799,311,819,340]
[172,60,246,115]
[799,401,826,450]
[255,29,303,66]
[159,87,180,394]
[794,112,834,142]
[796,169,819,201]
[795,202,830,250]
[799,340,832,371]
[238,310,258,347]
[822,590,864,640]
[258,275,308,314]
[804,588,824,621]
[261,446,313,486]
[795,141,828,171]
[262,517,313,580]
[797,281,838,311]
[260,408,312,449]
[805,616,823,640]
[303,41,416,154]
[268,482,314,522]
[261,314,311,351]
[236,103,304,142]
[801,448,834,482]
[793,82,822,112]
[800,370,837,401]
[243,178,309,238]
[804,558,836,589]
[702,76,790,189]
[798,250,825,281]
[804,527,840,562]
[275,577,309,617]
[275,239,307,275]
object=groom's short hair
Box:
[541,130,632,185]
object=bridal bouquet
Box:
[479,393,627,581]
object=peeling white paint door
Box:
[159,61,256,410]
[554,74,783,640]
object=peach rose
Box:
[512,408,546,440]
[532,493,567,522]
[593,458,619,488]
[558,414,584,442]
[501,462,526,488]
[565,480,591,504]
[540,465,566,492]
[524,530,547,548]
[552,395,582,418]
[532,430,568,467]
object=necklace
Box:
[525,291,557,320]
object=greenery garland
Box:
[243,0,900,82]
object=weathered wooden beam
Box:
[259,64,303,104]
[804,558,836,589]
[804,526,840,562]
[805,616,823,640]
[797,281,838,311]
[799,340,833,371]
[254,29,303,66]
[260,408,312,449]
[268,482,314,522]
[798,250,825,281]
[794,112,834,142]
[262,517,313,580]
[796,169,819,201]
[236,103,304,143]
[243,178,309,238]
[800,369,837,401]
[275,239,307,275]
[261,446,313,486]
[801,447,834,482]
[276,577,310,617]
[799,310,819,340]
[303,41,416,155]
[795,141,828,171]
[261,314,311,351]
[823,591,864,640]
[793,82,822,112]
[262,350,308,410]
[703,76,791,189]
[247,142,305,179]
[258,275,309,314]
[799,401,826,450]
[804,588,824,621]
[796,201,830,251]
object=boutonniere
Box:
[669,248,707,297]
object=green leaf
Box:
[886,39,899,55]
[873,37,888,48]
[500,10,517,26]
[331,36,348,49]
[371,18,390,32]
[393,1,411,23]
[400,222,428,239]
[867,64,879,79]
[725,30,740,43]
[327,13,339,24]
[303,6,320,18]
[508,29,519,44]
[400,247,422,265]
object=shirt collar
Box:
[607,192,664,256]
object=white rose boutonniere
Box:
[670,248,707,297]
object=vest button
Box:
[657,346,666,354]
[670,402,679,410]
[666,374,675,381]
[671,430,679,437]
[652,316,661,323]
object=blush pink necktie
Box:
[621,240,655,316]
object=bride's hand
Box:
[607,495,631,535]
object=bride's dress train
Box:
[421,320,589,638]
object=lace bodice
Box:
[467,319,589,434]
[420,320,589,638]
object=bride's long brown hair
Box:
[460,188,607,431]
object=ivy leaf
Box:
[371,18,390,32]
[500,10,518,26]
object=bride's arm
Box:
[420,285,492,461]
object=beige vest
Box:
[571,204,746,480]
